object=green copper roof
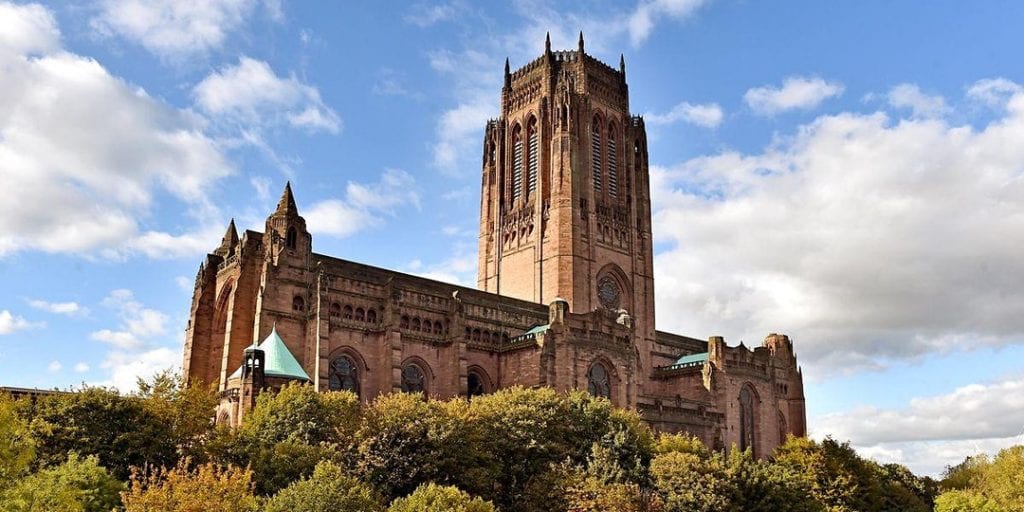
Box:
[524,324,550,335]
[673,352,709,366]
[228,326,311,381]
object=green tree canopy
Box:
[0,394,35,488]
[264,461,383,512]
[121,460,258,512]
[0,453,123,512]
[387,483,494,512]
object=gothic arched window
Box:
[433,321,443,335]
[412,318,421,331]
[739,385,757,454]
[527,117,538,196]
[329,355,359,395]
[355,307,365,322]
[401,364,426,394]
[343,305,353,320]
[286,226,297,250]
[400,315,410,329]
[467,370,488,397]
[367,309,377,323]
[607,123,618,198]
[329,302,341,318]
[292,295,304,312]
[511,124,523,201]
[591,118,603,193]
[587,361,611,399]
[778,409,788,445]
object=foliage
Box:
[936,446,1024,512]
[0,394,35,488]
[240,383,360,446]
[724,448,822,512]
[264,461,383,512]
[134,370,218,462]
[356,392,469,502]
[0,453,123,512]
[565,473,662,512]
[27,386,176,480]
[121,460,258,512]
[387,483,494,512]
[651,447,735,512]
[772,436,886,512]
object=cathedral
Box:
[183,34,806,457]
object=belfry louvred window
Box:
[527,118,538,195]
[591,121,602,193]
[512,126,523,201]
[607,124,617,198]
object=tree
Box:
[134,370,218,462]
[0,394,34,488]
[772,436,884,512]
[121,460,258,512]
[356,393,469,502]
[264,461,383,512]
[240,383,360,446]
[937,446,1024,512]
[0,453,124,512]
[27,386,176,480]
[387,483,494,512]
[724,448,821,512]
[651,449,735,512]
[565,473,662,512]
[934,490,1005,512]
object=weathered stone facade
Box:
[183,35,806,457]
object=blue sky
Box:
[2,0,1023,475]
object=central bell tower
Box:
[477,32,656,352]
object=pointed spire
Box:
[276,181,297,215]
[222,218,238,247]
[503,57,511,88]
[619,53,626,76]
[544,32,551,55]
[578,31,585,53]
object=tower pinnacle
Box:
[276,181,297,215]
[504,57,511,88]
[545,32,551,55]
[578,31,585,53]
[620,53,626,76]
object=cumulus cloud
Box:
[966,77,1023,108]
[887,83,949,118]
[628,0,707,46]
[646,101,723,128]
[100,347,179,393]
[47,360,61,372]
[652,81,1024,375]
[90,289,169,350]
[74,362,90,373]
[0,2,233,258]
[0,310,36,335]
[28,300,88,317]
[305,169,421,238]
[194,56,340,133]
[404,1,464,27]
[90,0,267,58]
[814,375,1024,475]
[744,76,844,115]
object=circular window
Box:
[597,276,621,310]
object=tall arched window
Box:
[329,302,341,318]
[343,305,353,320]
[527,117,538,196]
[401,364,426,394]
[433,321,443,335]
[587,362,611,399]
[367,309,377,323]
[778,409,788,445]
[739,385,757,454]
[355,307,365,322]
[591,118,603,193]
[607,123,618,198]
[329,355,359,395]
[512,125,523,201]
[286,227,297,249]
[292,295,304,312]
[412,318,421,331]
[400,315,410,329]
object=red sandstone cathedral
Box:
[183,34,806,457]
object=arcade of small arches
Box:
[325,349,616,403]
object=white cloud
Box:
[652,81,1024,375]
[74,362,90,373]
[0,2,233,258]
[628,0,707,46]
[966,77,1023,108]
[28,300,87,317]
[305,169,421,238]
[90,0,265,58]
[404,1,463,27]
[175,276,193,291]
[193,56,340,133]
[407,249,477,286]
[89,289,169,350]
[646,101,723,128]
[100,347,179,393]
[813,375,1024,476]
[47,360,61,372]
[0,310,34,335]
[744,76,844,115]
[250,175,272,202]
[887,83,949,118]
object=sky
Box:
[1,0,1023,476]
